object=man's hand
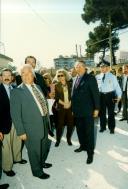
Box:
[0,132,4,141]
[116,98,121,103]
[19,134,27,141]
[64,101,71,109]
[112,98,121,103]
[48,92,55,99]
[93,110,99,118]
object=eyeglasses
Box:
[57,75,64,78]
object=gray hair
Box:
[74,60,86,68]
[20,64,35,77]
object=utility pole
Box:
[75,44,78,58]
[0,0,1,53]
[0,0,5,54]
[109,14,113,68]
[79,45,82,57]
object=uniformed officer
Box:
[96,60,122,134]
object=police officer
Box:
[96,60,122,134]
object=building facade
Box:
[54,55,94,70]
[0,54,13,71]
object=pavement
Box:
[1,113,128,189]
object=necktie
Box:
[31,84,48,115]
[102,74,105,82]
[74,76,81,88]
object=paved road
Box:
[1,114,128,189]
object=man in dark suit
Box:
[72,60,100,164]
[0,68,26,177]
[119,64,128,121]
[15,56,48,97]
[10,64,52,179]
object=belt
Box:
[100,91,114,95]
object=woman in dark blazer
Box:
[54,69,74,147]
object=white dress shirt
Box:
[123,75,128,92]
[25,84,45,116]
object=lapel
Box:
[20,83,42,115]
[0,83,10,102]
[76,73,88,89]
[20,83,40,109]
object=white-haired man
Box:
[10,64,52,179]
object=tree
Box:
[86,24,120,64]
[82,0,128,65]
[82,0,128,30]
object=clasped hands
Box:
[63,101,71,109]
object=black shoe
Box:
[3,170,15,177]
[99,129,106,133]
[38,172,50,179]
[119,118,127,121]
[14,159,27,164]
[86,155,93,164]
[0,184,9,189]
[48,130,54,137]
[110,130,114,134]
[74,147,85,153]
[67,141,72,146]
[55,141,60,147]
[43,163,52,169]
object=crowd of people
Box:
[0,56,128,188]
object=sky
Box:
[1,0,128,68]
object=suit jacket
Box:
[55,81,72,110]
[15,72,48,97]
[72,73,100,117]
[0,84,12,134]
[10,83,47,140]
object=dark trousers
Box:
[75,116,94,155]
[25,117,51,177]
[56,108,74,142]
[122,92,128,119]
[0,141,2,179]
[100,92,115,131]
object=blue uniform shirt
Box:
[96,72,122,98]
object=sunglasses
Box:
[44,77,48,80]
[57,75,64,78]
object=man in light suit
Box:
[72,60,100,164]
[10,64,52,179]
[0,68,26,177]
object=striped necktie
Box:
[74,76,81,88]
[31,84,48,115]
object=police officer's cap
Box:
[99,59,110,67]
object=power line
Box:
[88,29,128,47]
[23,0,46,25]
